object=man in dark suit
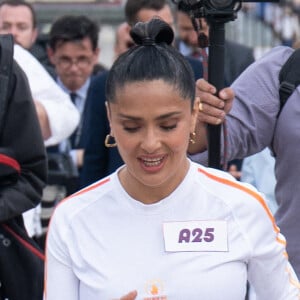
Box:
[80,0,203,188]
[175,6,255,86]
[47,15,100,177]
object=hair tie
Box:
[142,37,155,46]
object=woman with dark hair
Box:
[44,18,299,300]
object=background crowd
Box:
[1,0,300,298]
[0,0,293,254]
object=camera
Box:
[172,0,243,23]
[171,0,269,23]
[172,0,276,169]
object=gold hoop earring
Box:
[189,132,196,144]
[104,134,117,148]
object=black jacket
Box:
[0,60,47,221]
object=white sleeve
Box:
[45,251,79,300]
[243,196,300,299]
[45,210,79,300]
[13,44,80,146]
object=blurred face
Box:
[0,4,37,49]
[136,5,175,32]
[177,11,208,49]
[114,22,133,59]
[48,37,99,91]
[107,80,199,203]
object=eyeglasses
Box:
[56,56,93,69]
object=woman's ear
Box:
[105,101,112,125]
[105,101,115,135]
[191,96,200,132]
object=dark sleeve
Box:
[234,45,255,78]
[80,71,123,188]
[224,41,255,86]
[0,61,47,221]
[185,56,203,80]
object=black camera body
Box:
[172,0,271,23]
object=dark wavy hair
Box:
[106,18,195,108]
[48,15,99,51]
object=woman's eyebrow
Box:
[118,111,182,121]
[156,111,181,120]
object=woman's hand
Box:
[119,290,138,300]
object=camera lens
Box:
[210,0,236,9]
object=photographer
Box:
[0,37,47,298]
[190,46,300,279]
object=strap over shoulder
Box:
[278,48,300,117]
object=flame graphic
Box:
[150,285,159,295]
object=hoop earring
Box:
[104,134,117,148]
[189,132,196,144]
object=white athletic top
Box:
[45,161,299,300]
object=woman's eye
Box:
[124,127,140,132]
[161,124,177,131]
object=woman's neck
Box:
[118,160,190,205]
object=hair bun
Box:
[130,17,174,47]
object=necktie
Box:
[70,92,77,104]
[192,50,200,58]
[200,48,208,80]
[69,92,78,148]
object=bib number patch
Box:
[163,220,228,252]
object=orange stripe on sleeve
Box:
[62,177,111,203]
[197,168,279,234]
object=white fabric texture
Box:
[45,161,299,300]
